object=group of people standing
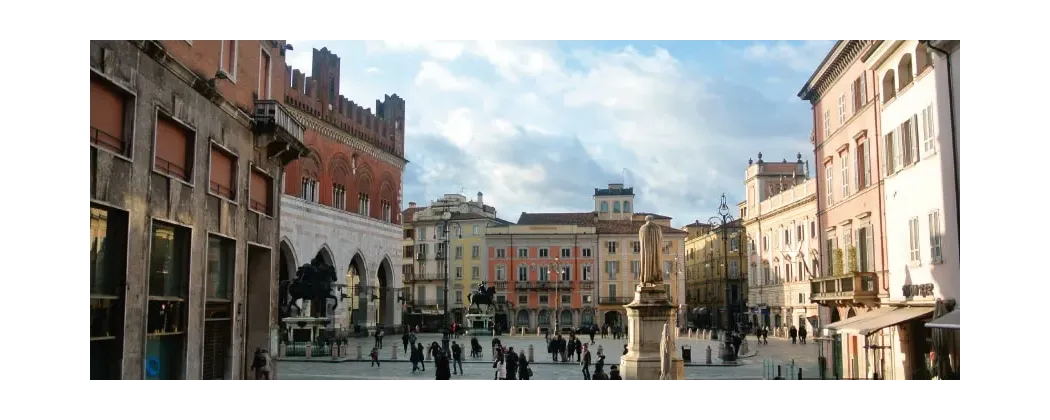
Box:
[492,345,532,380]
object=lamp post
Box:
[436,211,462,348]
[547,258,567,334]
[708,194,739,360]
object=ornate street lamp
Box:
[708,194,739,361]
[547,258,567,334]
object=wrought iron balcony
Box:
[516,282,573,291]
[599,297,632,305]
[810,272,879,302]
[253,100,307,165]
[495,281,507,290]
[581,281,595,290]
[403,273,447,284]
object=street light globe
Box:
[441,211,452,221]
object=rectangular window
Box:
[884,130,897,174]
[518,248,528,258]
[929,211,943,263]
[539,295,549,304]
[300,178,317,202]
[472,266,480,279]
[455,291,463,304]
[608,284,617,298]
[908,217,921,263]
[561,248,571,258]
[472,245,480,259]
[418,227,427,241]
[258,48,271,99]
[851,74,867,112]
[358,193,370,217]
[582,248,592,257]
[496,248,506,259]
[249,168,273,215]
[90,205,128,379]
[856,142,869,189]
[631,260,641,276]
[382,200,391,222]
[473,225,480,235]
[562,266,571,282]
[518,265,528,282]
[518,295,528,305]
[220,40,237,80]
[922,105,936,152]
[583,295,593,304]
[561,295,571,304]
[838,94,846,124]
[901,117,917,166]
[455,266,462,279]
[496,265,505,281]
[455,246,463,260]
[539,248,549,258]
[632,241,641,253]
[811,221,817,239]
[825,162,834,206]
[841,152,850,197]
[147,221,190,380]
[209,145,236,200]
[206,235,235,301]
[90,76,130,155]
[154,114,194,182]
[583,266,592,281]
[824,109,831,139]
[539,268,549,282]
[607,241,618,254]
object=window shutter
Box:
[881,133,889,176]
[854,144,861,191]
[860,72,867,104]
[209,147,234,199]
[155,116,191,180]
[894,127,904,171]
[910,114,920,163]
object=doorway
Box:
[243,244,272,379]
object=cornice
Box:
[800,40,874,103]
[285,106,408,171]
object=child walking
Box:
[370,347,380,367]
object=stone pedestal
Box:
[620,284,684,380]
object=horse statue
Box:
[466,285,497,312]
[278,254,338,320]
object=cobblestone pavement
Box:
[278,332,820,380]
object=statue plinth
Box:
[620,284,685,380]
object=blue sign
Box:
[145,356,161,377]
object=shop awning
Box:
[925,309,959,329]
[821,307,895,335]
[839,306,935,336]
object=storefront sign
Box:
[902,283,935,298]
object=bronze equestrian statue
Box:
[278,254,338,320]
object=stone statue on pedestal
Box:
[639,215,663,286]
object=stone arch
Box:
[559,309,573,329]
[329,153,353,197]
[882,69,897,103]
[301,147,323,179]
[537,309,550,326]
[278,237,298,282]
[348,252,368,327]
[356,168,373,216]
[516,309,530,326]
[897,53,914,87]
[376,256,395,328]
[581,308,595,325]
[315,244,335,266]
[915,43,933,72]
[847,307,857,319]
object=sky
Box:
[285,40,834,226]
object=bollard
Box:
[798,368,803,380]
[528,344,535,363]
[777,365,782,378]
[356,344,362,360]
[705,345,713,365]
[392,345,398,360]
[305,343,313,358]
[279,342,287,358]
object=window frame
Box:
[908,217,921,264]
[247,164,275,217]
[838,94,846,124]
[219,40,239,83]
[207,140,239,204]
[258,46,272,100]
[928,210,943,264]
[205,233,236,302]
[151,108,197,186]
[90,70,137,161]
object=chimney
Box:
[477,191,484,206]
[408,202,416,208]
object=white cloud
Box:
[364,67,381,74]
[413,61,477,91]
[742,40,834,72]
[371,40,466,61]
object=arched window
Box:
[538,309,550,326]
[623,201,631,213]
[600,201,609,213]
[516,309,530,326]
[882,70,897,104]
[560,310,574,328]
[613,201,621,213]
[915,44,933,72]
[582,308,595,325]
[897,54,914,87]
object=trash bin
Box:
[681,345,692,363]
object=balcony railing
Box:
[516,282,573,291]
[810,272,878,302]
[404,273,447,283]
[253,100,307,165]
[599,297,632,305]
[581,281,595,290]
[495,281,507,290]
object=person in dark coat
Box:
[732,332,743,356]
[580,344,592,380]
[574,337,583,361]
[595,353,606,373]
[451,342,464,375]
[609,365,622,379]
[798,325,808,344]
[470,336,481,358]
[416,343,426,371]
[789,325,798,344]
[548,337,557,362]
[592,366,608,380]
[410,342,422,372]
[402,331,410,354]
[435,350,452,380]
[505,346,519,380]
[518,349,531,380]
[589,329,596,345]
[566,336,575,362]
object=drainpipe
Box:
[922,40,960,237]
[871,67,890,294]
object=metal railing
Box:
[154,156,186,180]
[254,100,305,143]
[90,126,124,154]
[209,181,233,199]
[249,199,270,215]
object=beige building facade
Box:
[743,154,819,334]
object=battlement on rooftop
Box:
[284,47,406,159]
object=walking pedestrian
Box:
[574,337,583,362]
[410,341,422,372]
[789,325,798,344]
[402,331,410,354]
[493,350,506,380]
[369,347,380,367]
[580,344,592,380]
[505,346,519,380]
[435,350,451,380]
[589,328,596,345]
[250,348,272,380]
[451,341,464,375]
[799,325,808,344]
[416,343,426,371]
[518,349,531,380]
[374,327,384,349]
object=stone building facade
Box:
[90,40,307,379]
[276,47,407,332]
